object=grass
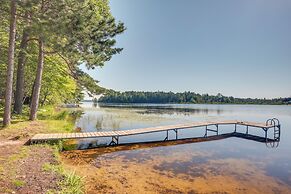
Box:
[0,105,80,139]
[12,179,25,187]
[42,145,84,194]
[43,162,84,194]
[61,171,84,194]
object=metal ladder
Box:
[266,118,281,141]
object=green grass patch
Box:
[45,171,84,194]
[1,105,81,131]
[60,171,84,194]
[42,119,75,133]
[12,179,25,187]
[0,106,78,139]
[42,162,84,194]
[42,162,62,173]
[42,146,84,194]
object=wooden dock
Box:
[30,118,281,145]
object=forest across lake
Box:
[98,91,291,105]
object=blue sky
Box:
[85,0,291,98]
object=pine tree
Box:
[3,0,17,126]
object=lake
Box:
[62,103,291,193]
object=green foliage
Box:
[0,0,125,112]
[61,0,125,69]
[99,91,290,105]
[40,55,77,105]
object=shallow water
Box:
[62,103,291,193]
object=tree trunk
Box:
[3,0,17,126]
[13,28,29,114]
[29,38,44,121]
[29,80,36,106]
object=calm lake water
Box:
[62,103,291,193]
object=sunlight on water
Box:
[62,103,291,193]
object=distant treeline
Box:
[98,91,291,105]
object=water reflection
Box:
[100,103,225,116]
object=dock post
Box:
[164,130,169,141]
[109,136,119,146]
[263,128,268,140]
[204,125,207,137]
[216,124,218,135]
[204,125,208,137]
[234,124,237,132]
[246,126,249,135]
[173,129,178,140]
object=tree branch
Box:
[57,53,78,80]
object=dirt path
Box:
[0,138,62,194]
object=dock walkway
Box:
[30,118,281,145]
